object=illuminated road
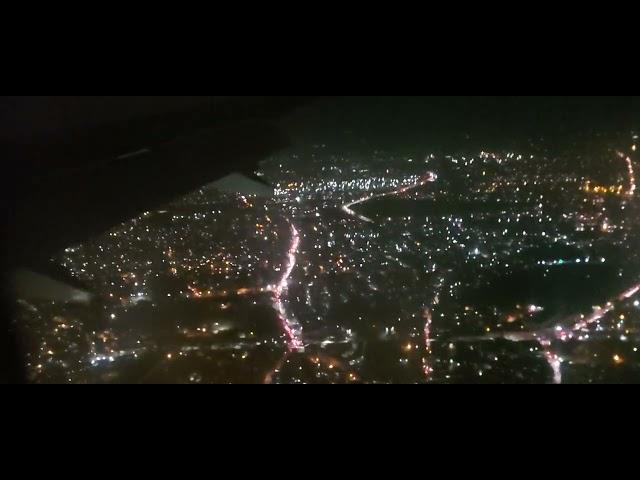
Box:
[422,307,434,380]
[272,222,305,352]
[540,340,563,384]
[455,281,640,383]
[565,283,640,333]
[540,281,640,383]
[341,172,437,223]
[617,149,636,197]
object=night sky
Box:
[2,96,636,152]
[281,96,639,150]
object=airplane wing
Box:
[3,96,312,271]
[10,119,286,268]
[0,96,314,382]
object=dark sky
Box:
[2,96,636,147]
[2,96,637,157]
[281,96,639,150]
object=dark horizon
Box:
[282,96,639,150]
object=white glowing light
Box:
[273,223,305,352]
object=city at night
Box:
[2,96,639,384]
